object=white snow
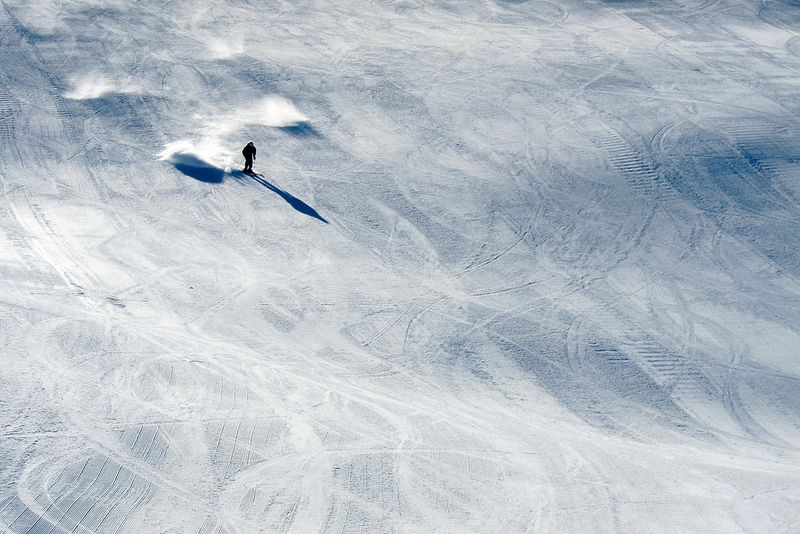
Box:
[1,0,800,533]
[64,72,144,101]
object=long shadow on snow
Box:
[232,171,328,223]
[167,158,327,222]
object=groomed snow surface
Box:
[1,0,800,532]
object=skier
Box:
[242,142,256,173]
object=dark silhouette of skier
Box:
[242,142,256,173]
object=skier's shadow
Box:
[232,171,328,223]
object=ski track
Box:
[1,0,800,532]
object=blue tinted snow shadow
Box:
[169,154,225,183]
[231,171,328,223]
[167,156,326,222]
[279,123,320,138]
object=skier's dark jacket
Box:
[242,143,256,160]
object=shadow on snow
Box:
[279,123,321,138]
[166,157,327,223]
[231,171,328,223]
[170,153,225,183]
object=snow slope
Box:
[1,0,800,532]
